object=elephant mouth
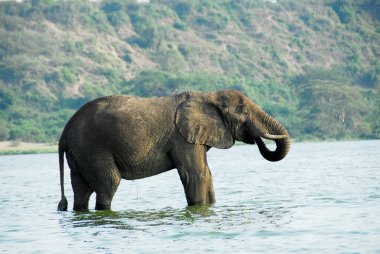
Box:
[243,108,290,161]
[243,120,290,162]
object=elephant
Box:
[57,90,290,211]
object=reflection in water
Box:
[66,207,199,230]
[64,206,215,230]
[62,204,289,232]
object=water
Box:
[1,141,379,253]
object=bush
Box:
[8,120,45,142]
[96,66,124,85]
[0,122,9,141]
[173,1,193,20]
[63,39,77,54]
[331,0,355,24]
[358,66,380,88]
[123,53,133,64]
[192,11,229,31]
[173,21,187,31]
[127,13,156,48]
[54,65,78,87]
[0,87,13,110]
[106,11,129,26]
[101,0,124,13]
[40,1,109,31]
[81,9,109,32]
[178,44,191,57]
[0,1,27,17]
[0,64,23,83]
[127,27,155,48]
[129,13,152,34]
[292,66,350,85]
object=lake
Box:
[0,140,379,253]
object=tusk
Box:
[262,133,288,140]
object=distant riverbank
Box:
[0,138,372,155]
[0,141,57,155]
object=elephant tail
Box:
[57,140,68,211]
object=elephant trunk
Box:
[255,136,290,162]
[250,110,290,162]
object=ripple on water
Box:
[0,141,380,253]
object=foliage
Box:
[192,11,229,31]
[292,66,377,140]
[101,0,129,27]
[330,0,355,24]
[173,1,193,20]
[127,13,156,48]
[0,122,9,140]
[298,82,366,139]
[0,0,378,142]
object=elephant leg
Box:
[66,152,94,211]
[74,152,122,211]
[92,170,121,210]
[173,144,216,206]
[206,169,216,204]
[71,170,94,211]
[92,165,121,211]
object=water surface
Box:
[1,141,379,253]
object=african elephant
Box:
[57,90,290,211]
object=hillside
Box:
[0,0,379,142]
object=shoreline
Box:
[0,141,58,155]
[0,139,378,156]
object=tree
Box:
[297,80,367,139]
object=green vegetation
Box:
[0,147,57,156]
[0,0,379,143]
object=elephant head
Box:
[175,90,290,162]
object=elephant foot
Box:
[208,190,216,204]
[187,199,215,206]
[186,191,216,206]
[73,203,89,211]
[95,202,111,210]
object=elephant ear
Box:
[175,98,234,149]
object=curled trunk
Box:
[251,110,291,162]
[255,137,290,162]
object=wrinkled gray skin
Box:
[58,90,290,211]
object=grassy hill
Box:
[0,0,379,142]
